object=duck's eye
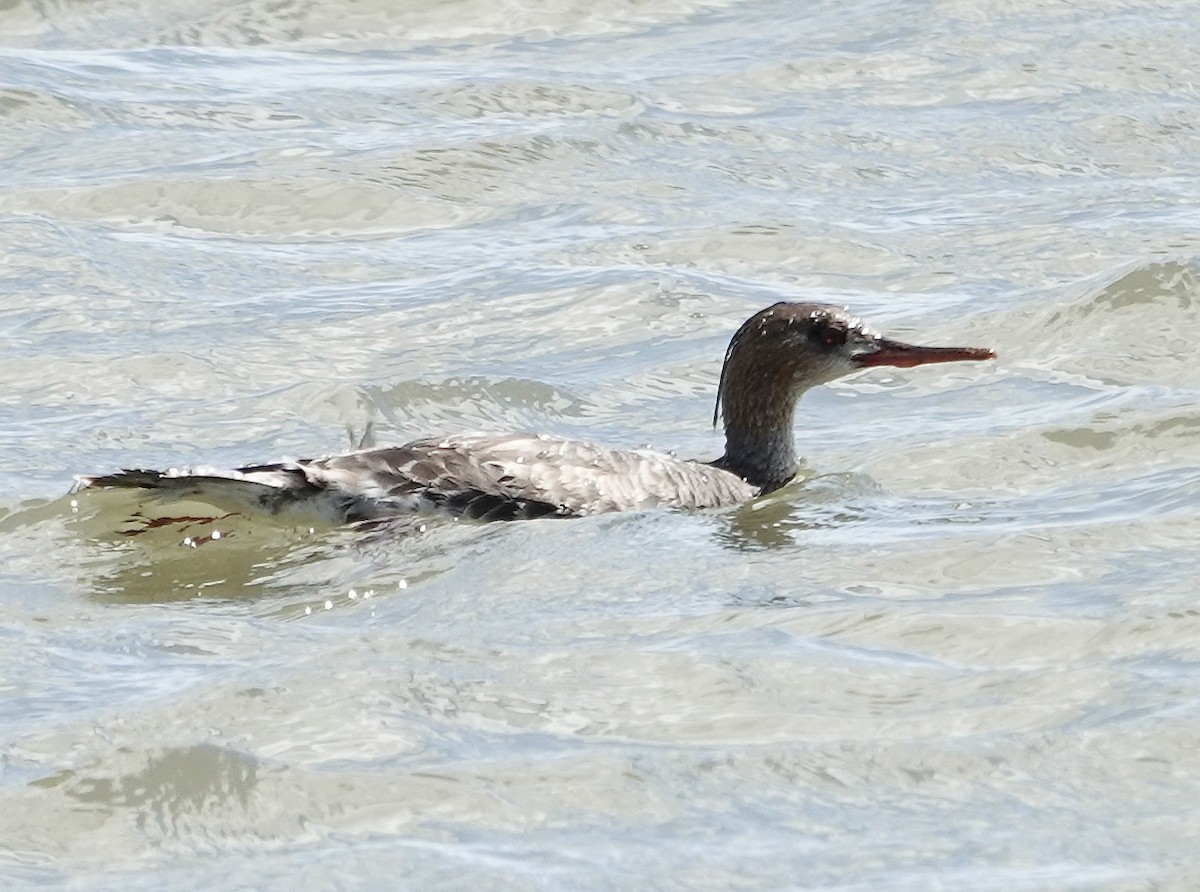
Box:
[812,323,847,348]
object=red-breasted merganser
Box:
[77,302,994,523]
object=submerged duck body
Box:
[78,302,994,523]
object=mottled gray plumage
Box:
[77,302,994,524]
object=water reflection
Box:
[34,744,260,838]
[715,470,878,551]
[1,490,367,605]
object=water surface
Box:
[1,0,1199,888]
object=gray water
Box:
[2,0,1199,888]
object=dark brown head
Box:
[714,301,995,427]
[710,302,994,489]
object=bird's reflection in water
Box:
[715,469,883,552]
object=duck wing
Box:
[78,431,757,523]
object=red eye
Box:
[821,326,846,348]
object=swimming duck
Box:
[77,302,994,523]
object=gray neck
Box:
[709,327,823,492]
[718,421,798,492]
[712,370,804,491]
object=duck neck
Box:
[715,387,801,492]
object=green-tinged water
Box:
[1,0,1199,887]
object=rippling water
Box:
[2,0,1199,887]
